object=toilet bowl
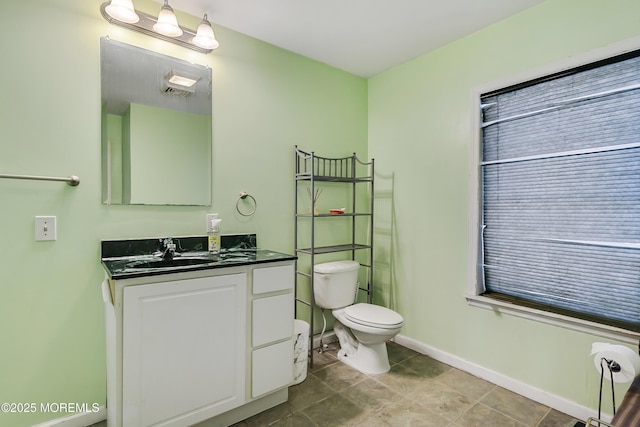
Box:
[313,261,404,375]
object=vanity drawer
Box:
[251,340,293,398]
[252,293,294,347]
[253,264,294,294]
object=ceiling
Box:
[156,0,547,78]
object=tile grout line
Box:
[437,379,497,426]
[533,406,553,427]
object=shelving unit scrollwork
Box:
[293,146,374,367]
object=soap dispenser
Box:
[207,214,222,255]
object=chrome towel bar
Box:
[0,173,80,186]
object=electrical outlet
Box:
[35,216,57,241]
[206,213,219,232]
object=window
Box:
[477,49,640,334]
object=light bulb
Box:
[105,0,139,24]
[153,0,183,37]
[193,14,219,50]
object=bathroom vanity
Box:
[101,236,296,427]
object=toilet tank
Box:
[313,261,360,309]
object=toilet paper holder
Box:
[603,358,621,373]
[591,342,640,422]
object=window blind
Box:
[480,52,640,331]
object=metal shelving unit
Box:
[293,146,374,367]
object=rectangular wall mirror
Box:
[101,38,212,206]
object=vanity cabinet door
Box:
[122,274,246,427]
[252,340,293,398]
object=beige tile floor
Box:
[91,342,583,426]
[234,342,581,427]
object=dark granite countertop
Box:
[101,234,296,280]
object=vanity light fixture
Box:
[192,14,220,50]
[104,0,139,24]
[153,0,182,37]
[100,0,219,54]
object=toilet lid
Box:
[344,303,404,328]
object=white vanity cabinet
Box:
[251,264,295,398]
[122,274,246,427]
[103,260,295,427]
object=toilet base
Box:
[337,341,391,375]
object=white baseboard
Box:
[32,406,106,427]
[312,330,337,350]
[393,334,607,423]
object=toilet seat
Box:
[343,303,404,330]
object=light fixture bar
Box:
[100,2,214,54]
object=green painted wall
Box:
[105,114,124,204]
[368,0,640,414]
[125,103,211,205]
[0,0,366,425]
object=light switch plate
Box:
[35,216,56,241]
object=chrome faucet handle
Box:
[159,237,177,260]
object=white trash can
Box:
[292,319,309,385]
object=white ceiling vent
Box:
[161,70,200,96]
[162,84,194,96]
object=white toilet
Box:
[313,260,404,375]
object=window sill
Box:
[466,294,640,345]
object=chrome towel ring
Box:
[236,192,257,216]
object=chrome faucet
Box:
[156,237,176,260]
